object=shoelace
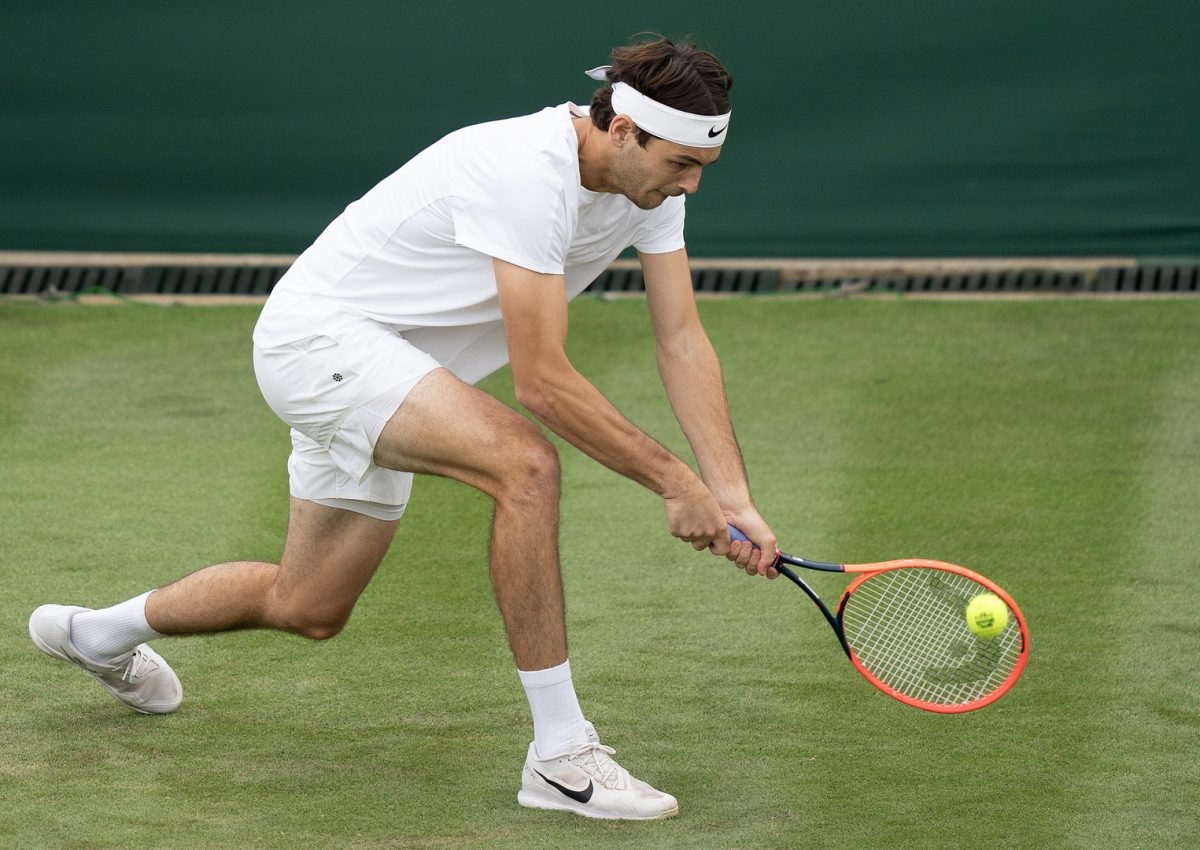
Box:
[120,649,156,683]
[566,741,627,789]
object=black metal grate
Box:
[585,266,781,294]
[0,264,288,297]
[2,261,1198,297]
[788,269,1093,294]
[1096,265,1200,293]
[585,265,1200,295]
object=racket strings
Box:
[840,568,1022,707]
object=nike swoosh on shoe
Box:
[535,770,594,803]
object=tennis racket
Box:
[729,526,1029,713]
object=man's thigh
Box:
[373,367,551,495]
[274,496,400,616]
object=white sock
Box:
[70,590,164,662]
[518,659,587,758]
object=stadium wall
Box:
[2,1,1197,259]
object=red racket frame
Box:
[834,559,1030,713]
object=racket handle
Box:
[728,525,777,567]
[727,525,750,544]
[728,525,844,573]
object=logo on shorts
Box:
[332,373,343,382]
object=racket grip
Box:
[727,525,784,573]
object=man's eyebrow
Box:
[674,154,719,166]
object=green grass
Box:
[1,296,1198,849]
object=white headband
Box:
[585,65,730,149]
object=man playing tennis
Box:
[30,36,777,821]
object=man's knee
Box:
[292,614,349,641]
[497,428,560,505]
[267,590,354,641]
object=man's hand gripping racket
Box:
[729,526,1029,713]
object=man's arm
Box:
[640,247,778,577]
[492,257,726,550]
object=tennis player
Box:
[30,36,778,821]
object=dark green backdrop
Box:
[2,1,1197,258]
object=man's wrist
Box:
[710,485,753,513]
[656,457,702,499]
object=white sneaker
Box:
[518,722,679,820]
[29,604,182,715]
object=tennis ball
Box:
[966,592,1008,639]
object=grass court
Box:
[1,295,1197,848]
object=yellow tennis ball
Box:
[966,592,1009,639]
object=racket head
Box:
[835,560,1029,713]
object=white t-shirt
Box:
[254,103,686,384]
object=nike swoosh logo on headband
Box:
[535,770,595,803]
[708,125,728,138]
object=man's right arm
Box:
[492,257,728,551]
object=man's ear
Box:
[608,114,637,147]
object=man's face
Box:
[607,135,722,210]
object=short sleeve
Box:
[451,157,572,275]
[632,195,687,255]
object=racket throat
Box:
[777,563,852,658]
[832,609,852,659]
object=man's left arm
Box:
[640,247,778,578]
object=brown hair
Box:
[590,36,733,146]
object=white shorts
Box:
[252,308,441,521]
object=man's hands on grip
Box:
[662,473,778,580]
[716,510,779,579]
